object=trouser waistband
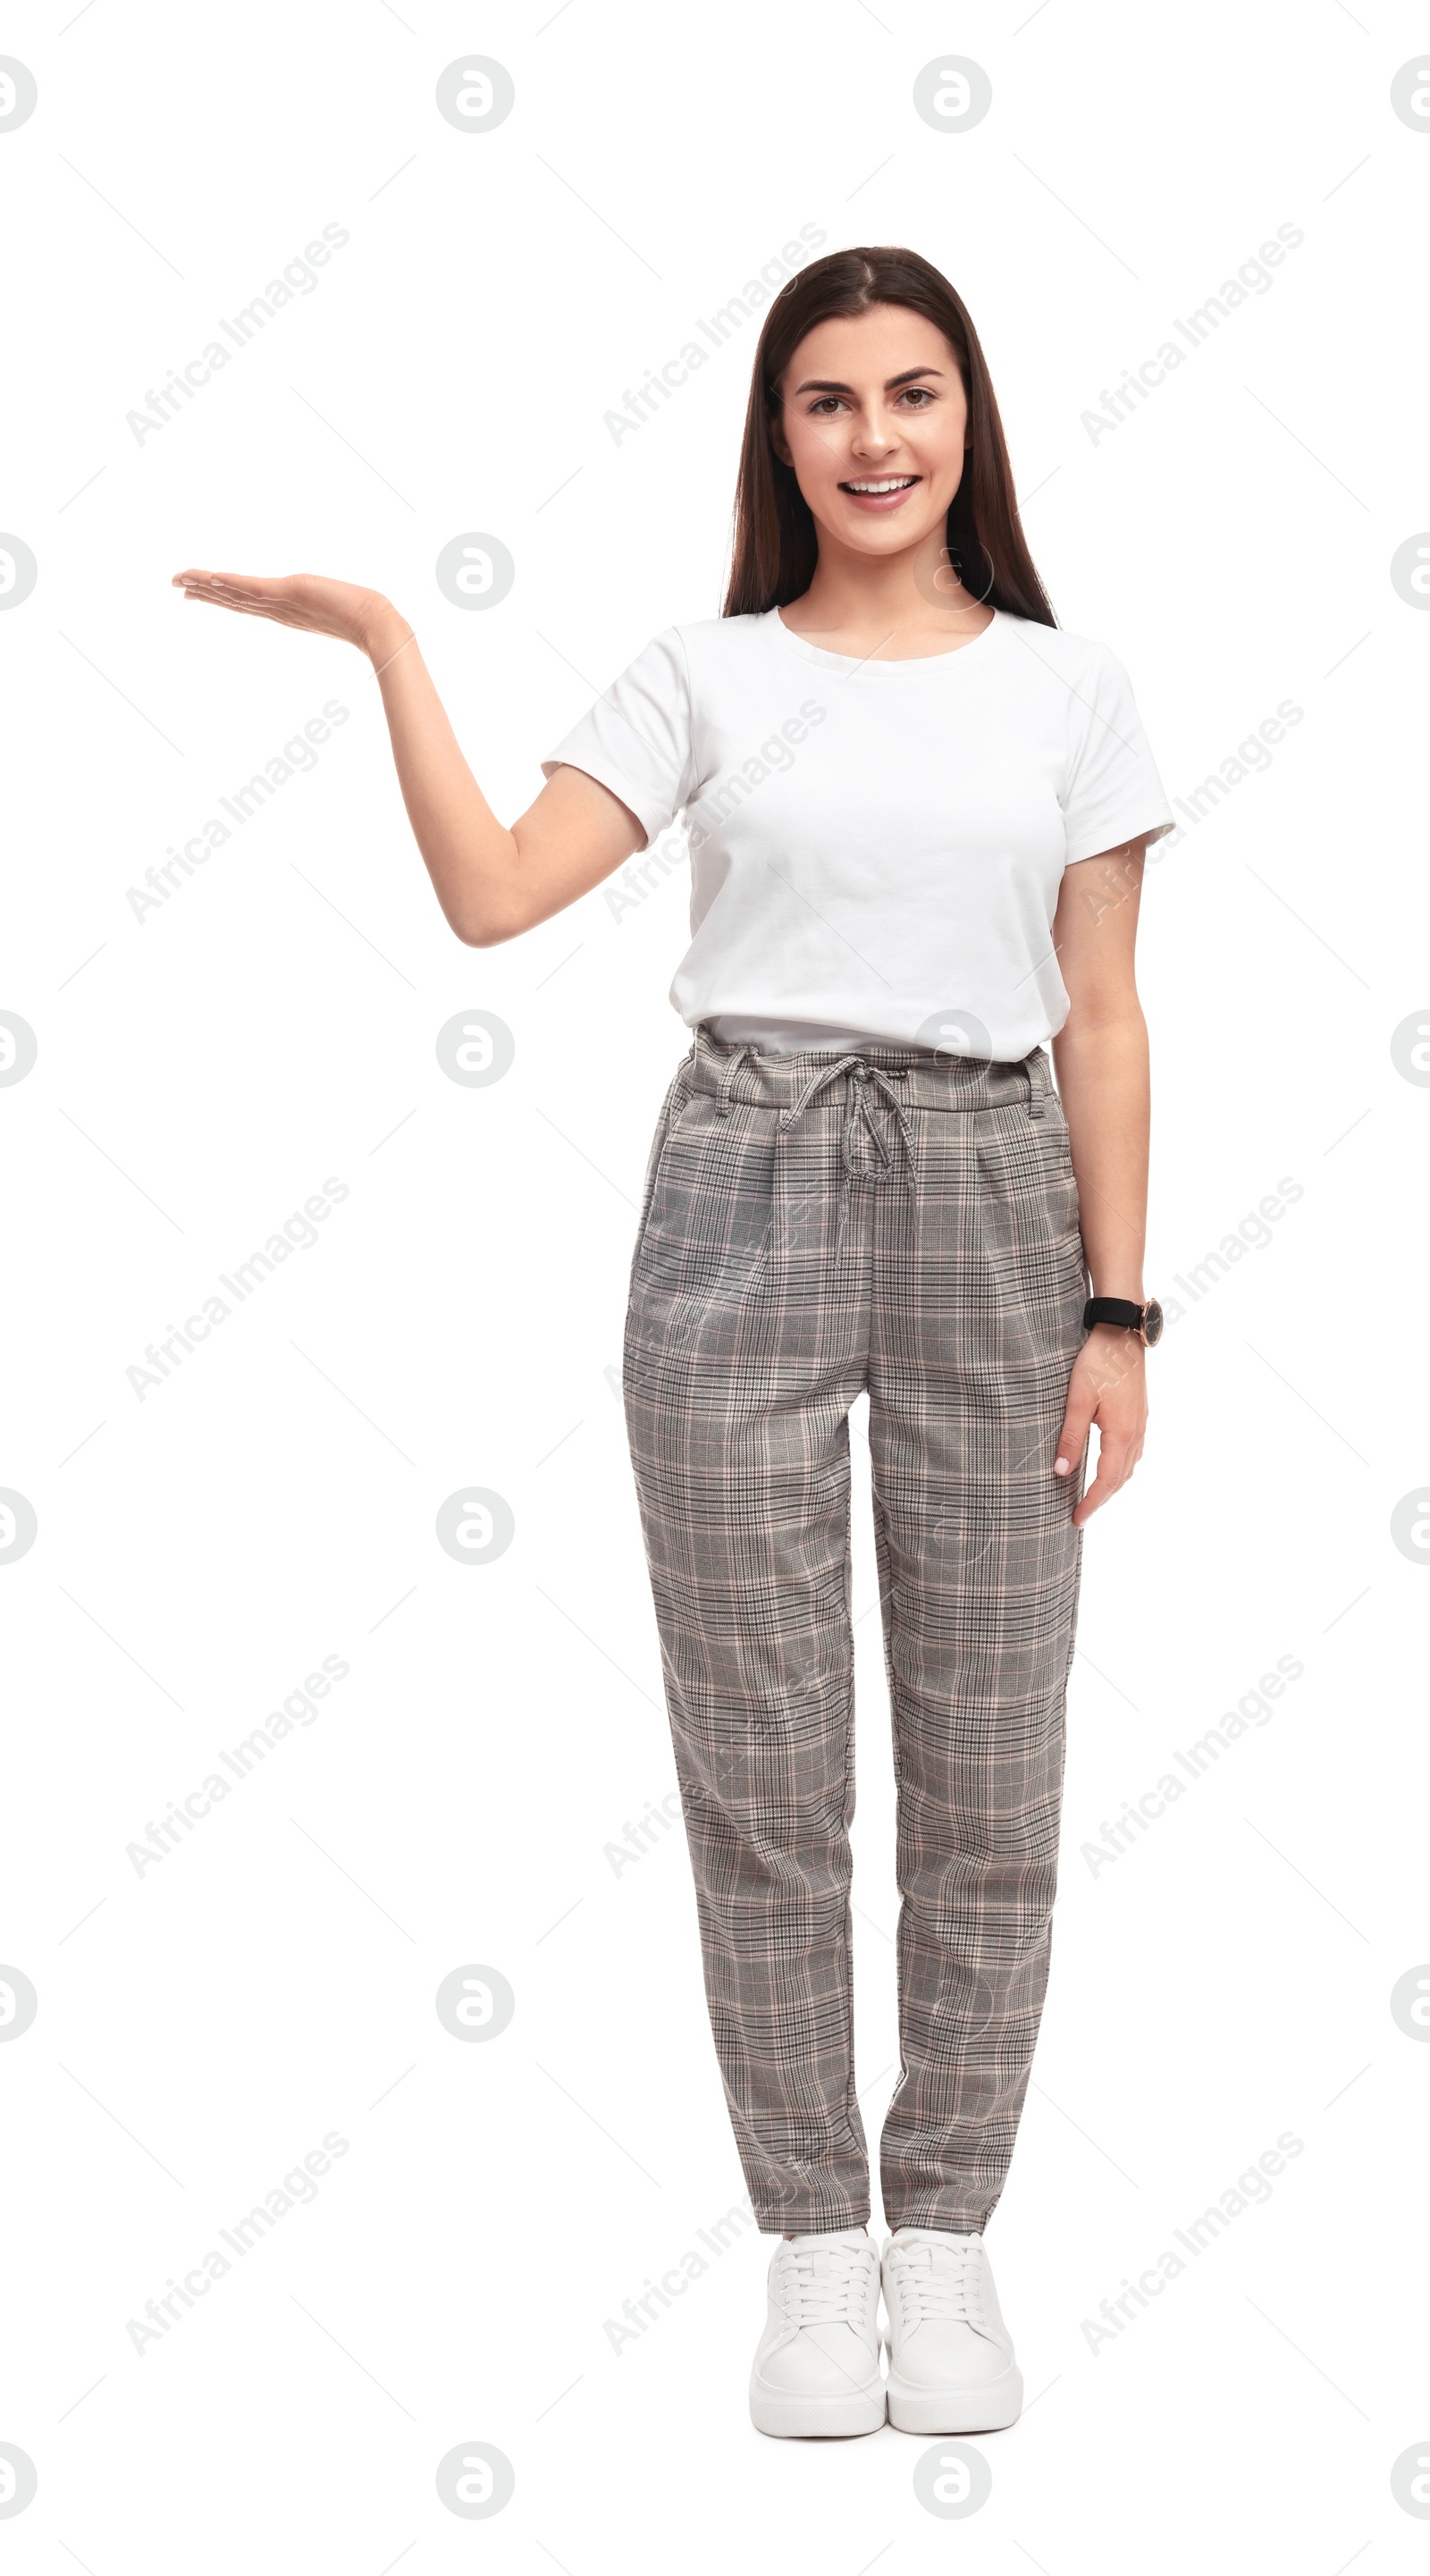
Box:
[680,1024,1054,1256]
[682,1022,1053,1119]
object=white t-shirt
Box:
[542,605,1174,1058]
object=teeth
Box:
[845,477,915,493]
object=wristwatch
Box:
[1083,1296,1165,1347]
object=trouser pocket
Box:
[628,1068,690,1285]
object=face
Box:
[770,304,970,561]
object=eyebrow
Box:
[791,366,946,395]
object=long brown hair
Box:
[722,245,1056,628]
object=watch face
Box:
[1142,1298,1165,1347]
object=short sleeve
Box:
[1061,645,1174,865]
[541,626,696,845]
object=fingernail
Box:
[1054,1457,1070,1475]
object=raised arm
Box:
[171,569,646,944]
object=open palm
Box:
[171,567,388,654]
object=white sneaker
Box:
[881,2227,1023,2433]
[749,2229,886,2437]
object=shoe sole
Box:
[886,2361,1023,2434]
[749,2374,887,2438]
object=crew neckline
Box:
[766,603,1006,675]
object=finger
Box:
[172,576,262,610]
[174,580,273,609]
[172,575,323,635]
[178,593,318,637]
[183,591,315,627]
[171,568,256,596]
[1054,1395,1095,1481]
[1073,1439,1134,1526]
[172,567,289,593]
[176,585,272,611]
[172,570,300,613]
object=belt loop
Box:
[715,1042,752,1116]
[1026,1048,1046,1118]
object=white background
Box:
[3,0,1426,2566]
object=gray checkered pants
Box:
[622,1025,1087,2235]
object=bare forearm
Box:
[1051,1009,1149,1299]
[172,566,646,947]
[363,602,517,943]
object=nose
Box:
[852,412,904,458]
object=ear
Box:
[769,405,793,470]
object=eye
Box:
[807,395,845,417]
[900,385,936,407]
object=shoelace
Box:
[773,2237,879,2328]
[888,2236,980,2325]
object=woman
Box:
[174,245,1172,2443]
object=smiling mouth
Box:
[840,476,921,495]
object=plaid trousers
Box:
[622,1024,1088,2235]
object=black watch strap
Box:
[1083,1295,1164,1345]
